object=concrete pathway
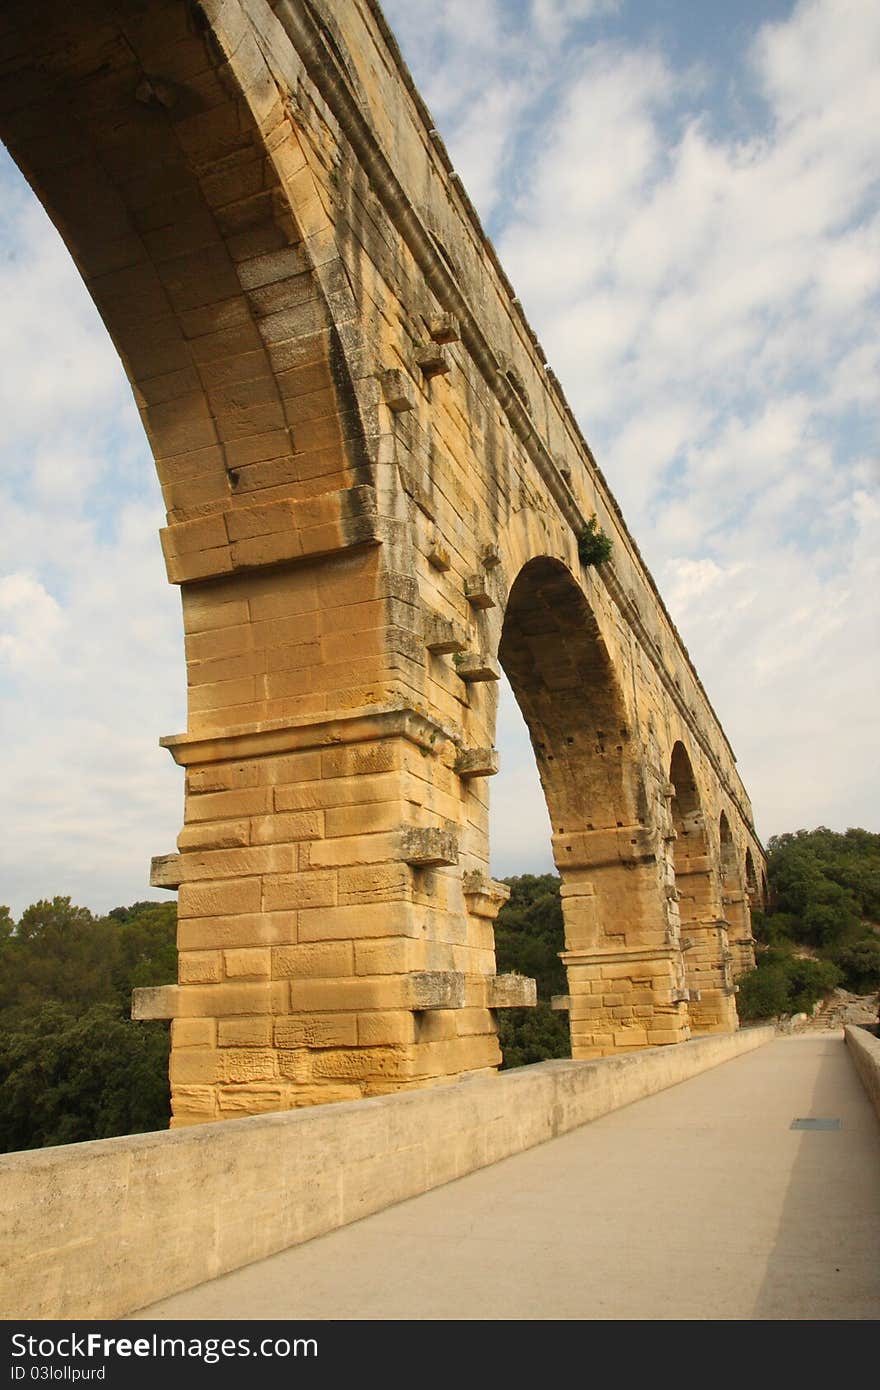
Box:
[131,1035,880,1320]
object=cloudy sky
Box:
[1,0,878,915]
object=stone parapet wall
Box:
[844,1024,880,1121]
[0,1027,774,1321]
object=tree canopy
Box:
[739,827,880,1019]
[0,898,175,1152]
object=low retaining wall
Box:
[844,1024,880,1121]
[0,1025,774,1320]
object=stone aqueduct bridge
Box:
[2,0,765,1126]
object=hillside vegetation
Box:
[0,898,174,1152]
[739,827,880,1020]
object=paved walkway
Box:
[132,1035,880,1320]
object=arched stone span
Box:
[667,744,737,1034]
[2,0,763,1123]
[719,811,756,980]
[745,848,760,906]
[497,558,690,1055]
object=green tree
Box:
[0,899,176,1152]
[494,874,570,1067]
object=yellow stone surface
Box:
[0,0,765,1124]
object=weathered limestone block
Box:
[454,652,501,682]
[380,367,416,413]
[464,574,497,609]
[485,974,537,1009]
[399,825,459,866]
[414,343,451,377]
[454,747,499,779]
[462,872,511,920]
[132,985,180,1021]
[150,853,183,890]
[429,312,460,343]
[424,612,467,654]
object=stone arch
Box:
[719,812,755,980]
[1,0,759,1124]
[0,2,380,744]
[667,743,737,1034]
[496,558,690,1057]
[745,847,759,904]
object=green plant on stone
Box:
[577,514,613,568]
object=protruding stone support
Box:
[455,652,501,682]
[427,538,451,570]
[455,747,499,779]
[485,974,537,1009]
[415,343,451,377]
[424,613,467,655]
[464,574,496,609]
[462,872,510,920]
[132,986,180,1021]
[429,312,460,343]
[150,854,182,891]
[400,826,459,867]
[381,368,416,413]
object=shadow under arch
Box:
[719,811,756,979]
[668,742,737,1033]
[497,557,691,1057]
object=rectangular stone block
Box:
[224,948,271,979]
[218,1049,278,1083]
[177,878,262,919]
[171,1018,215,1048]
[357,1011,417,1046]
[400,826,459,867]
[338,863,411,905]
[271,942,354,978]
[169,1048,219,1085]
[177,821,251,851]
[455,748,499,779]
[179,951,223,984]
[177,913,294,951]
[131,985,180,1020]
[274,1015,358,1048]
[486,974,537,1009]
[454,652,500,682]
[150,853,182,889]
[217,1017,272,1048]
[262,872,337,911]
[354,939,419,976]
[297,901,414,942]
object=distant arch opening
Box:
[745,847,759,904]
[720,812,755,979]
[494,557,684,1057]
[668,743,736,1033]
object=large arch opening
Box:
[719,811,755,979]
[745,847,759,905]
[668,743,736,1033]
[1,1,398,1127]
[496,557,689,1057]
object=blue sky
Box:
[1,0,878,912]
